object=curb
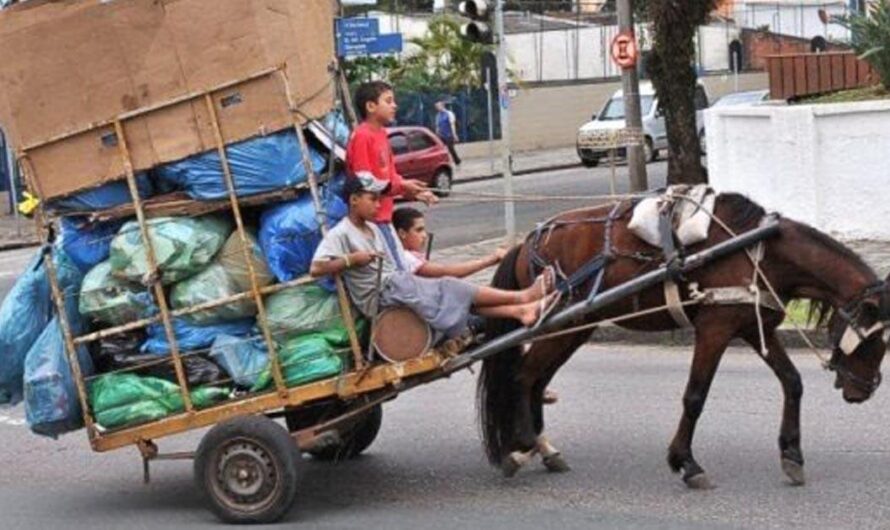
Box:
[0,240,39,252]
[454,161,582,185]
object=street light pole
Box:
[616,0,648,192]
[494,0,516,242]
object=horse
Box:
[478,192,888,489]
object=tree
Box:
[639,0,718,185]
[397,16,492,91]
[838,0,890,90]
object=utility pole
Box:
[616,0,648,192]
[494,0,515,241]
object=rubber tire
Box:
[644,137,657,163]
[434,169,452,197]
[195,416,300,524]
[310,404,383,462]
[581,157,600,168]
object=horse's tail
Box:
[477,244,525,466]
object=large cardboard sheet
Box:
[0,0,336,200]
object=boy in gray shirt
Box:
[311,175,554,338]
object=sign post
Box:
[614,0,648,192]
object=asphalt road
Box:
[424,161,668,249]
[2,345,890,529]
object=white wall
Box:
[731,1,851,41]
[706,101,890,241]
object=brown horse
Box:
[478,193,888,488]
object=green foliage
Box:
[837,0,890,89]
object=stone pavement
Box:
[0,214,37,250]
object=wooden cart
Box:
[21,66,460,524]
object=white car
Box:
[576,80,710,167]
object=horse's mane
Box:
[716,192,766,229]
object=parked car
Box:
[576,80,710,167]
[699,89,770,153]
[386,126,454,196]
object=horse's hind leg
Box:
[667,312,737,489]
[742,330,806,486]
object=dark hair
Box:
[393,207,424,232]
[354,81,394,120]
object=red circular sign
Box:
[610,32,638,69]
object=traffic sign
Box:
[610,31,638,69]
[335,17,403,57]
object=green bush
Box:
[839,0,890,89]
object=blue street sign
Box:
[335,17,403,57]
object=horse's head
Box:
[826,281,889,403]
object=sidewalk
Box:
[0,214,37,251]
[453,145,580,183]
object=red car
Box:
[386,126,454,196]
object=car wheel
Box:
[643,137,656,163]
[433,170,452,197]
[581,157,600,168]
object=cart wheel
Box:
[195,416,300,524]
[311,404,383,461]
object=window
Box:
[599,96,655,120]
[408,131,436,152]
[389,133,409,155]
[694,86,710,110]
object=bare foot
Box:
[522,266,556,303]
[518,292,559,327]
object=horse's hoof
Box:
[781,458,806,486]
[542,453,571,473]
[502,455,523,478]
[684,472,714,490]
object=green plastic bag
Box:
[217,230,274,292]
[265,284,345,340]
[251,334,343,392]
[170,263,256,324]
[89,373,230,429]
[109,215,232,285]
[79,261,155,326]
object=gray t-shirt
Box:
[313,218,420,316]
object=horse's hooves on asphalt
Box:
[684,472,714,490]
[542,454,571,473]
[501,456,523,478]
[781,458,806,486]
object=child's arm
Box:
[310,251,379,277]
[415,248,506,279]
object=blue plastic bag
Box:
[321,110,351,148]
[258,192,347,291]
[47,173,153,212]
[209,334,269,389]
[156,130,326,200]
[23,316,94,438]
[0,250,82,406]
[142,317,255,355]
[60,217,125,273]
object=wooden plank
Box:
[90,353,446,453]
[782,57,796,100]
[844,54,859,89]
[806,55,820,95]
[768,57,784,100]
[793,56,807,97]
[819,55,833,93]
[831,54,845,90]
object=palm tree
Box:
[396,16,491,91]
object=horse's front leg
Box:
[667,312,737,489]
[743,331,806,486]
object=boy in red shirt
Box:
[347,81,438,271]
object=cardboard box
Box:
[0,0,336,200]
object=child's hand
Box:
[416,190,439,206]
[349,251,381,268]
[492,247,508,262]
[402,179,429,197]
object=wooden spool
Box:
[372,306,432,363]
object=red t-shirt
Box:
[346,122,404,223]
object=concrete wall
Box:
[458,71,769,155]
[706,100,890,240]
